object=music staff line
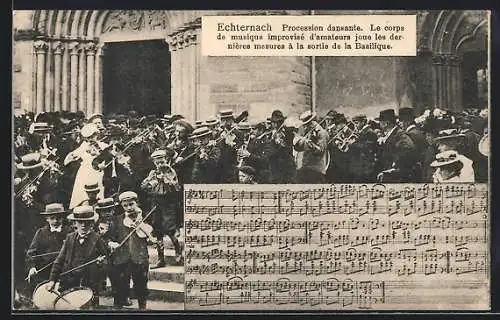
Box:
[185,217,488,234]
[185,278,487,308]
[185,233,488,249]
[184,184,488,204]
[185,257,488,277]
[185,247,488,264]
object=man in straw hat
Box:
[168,119,195,185]
[431,150,475,183]
[47,205,108,308]
[106,191,152,309]
[216,109,244,183]
[293,110,329,183]
[141,149,182,268]
[190,127,221,184]
[26,203,73,294]
[267,110,296,183]
[77,182,102,208]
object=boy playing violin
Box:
[106,191,154,309]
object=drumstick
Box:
[28,251,60,259]
[59,256,105,277]
[48,288,75,307]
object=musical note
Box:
[184,183,489,310]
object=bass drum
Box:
[53,286,94,310]
[32,280,60,310]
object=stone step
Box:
[104,278,184,303]
[149,266,184,283]
[98,296,184,310]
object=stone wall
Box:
[315,57,397,119]
[200,56,311,121]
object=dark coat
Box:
[107,214,149,266]
[191,144,221,184]
[345,128,379,183]
[268,127,296,183]
[380,127,418,182]
[27,225,74,270]
[170,139,196,185]
[405,125,429,182]
[216,128,244,183]
[244,137,273,183]
[49,231,109,291]
[460,129,487,183]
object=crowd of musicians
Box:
[13,105,489,309]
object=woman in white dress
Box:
[64,123,109,209]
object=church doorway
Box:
[102,40,171,117]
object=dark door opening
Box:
[462,51,488,109]
[103,40,171,117]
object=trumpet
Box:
[327,121,359,153]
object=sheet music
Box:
[184,184,489,310]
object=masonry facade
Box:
[12,10,488,121]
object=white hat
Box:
[118,191,138,202]
[430,150,461,167]
[80,123,99,138]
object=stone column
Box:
[166,24,201,122]
[61,42,70,111]
[94,44,105,115]
[432,55,445,108]
[69,41,80,112]
[85,42,97,116]
[52,41,65,112]
[456,56,463,109]
[34,39,48,114]
[78,46,87,115]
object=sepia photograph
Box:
[12,9,489,311]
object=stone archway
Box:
[28,10,205,120]
[418,10,488,110]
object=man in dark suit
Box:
[26,203,73,295]
[293,111,329,183]
[47,206,109,308]
[215,109,244,183]
[190,126,221,184]
[267,110,296,183]
[107,191,151,309]
[398,107,429,182]
[376,109,417,182]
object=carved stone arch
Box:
[418,10,440,52]
[455,18,488,53]
[436,11,460,54]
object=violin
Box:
[125,212,157,243]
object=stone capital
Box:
[68,41,82,55]
[432,54,446,65]
[52,41,65,55]
[166,28,200,51]
[84,42,97,56]
[33,40,49,54]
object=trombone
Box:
[327,121,359,153]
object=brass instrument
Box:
[478,133,489,157]
[327,121,359,153]
[237,134,253,167]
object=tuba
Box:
[327,121,359,152]
[479,133,489,157]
